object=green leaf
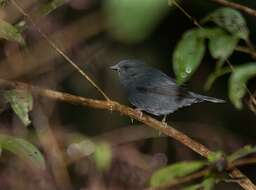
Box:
[3,89,33,126]
[0,0,8,7]
[0,134,45,169]
[182,184,201,190]
[150,161,206,188]
[103,0,169,43]
[0,19,25,44]
[39,0,66,16]
[173,29,206,84]
[228,145,256,162]
[201,177,216,190]
[207,151,224,163]
[209,31,238,60]
[93,142,112,171]
[203,8,249,40]
[183,177,216,190]
[229,63,256,109]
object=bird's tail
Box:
[189,92,225,103]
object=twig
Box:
[235,46,256,59]
[229,157,256,169]
[171,0,201,27]
[0,78,255,190]
[10,0,110,101]
[211,0,256,17]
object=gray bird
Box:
[110,59,225,122]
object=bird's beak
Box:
[110,65,119,71]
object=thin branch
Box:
[0,78,255,190]
[211,0,256,17]
[235,46,256,59]
[171,0,201,27]
[10,0,110,101]
[229,157,256,169]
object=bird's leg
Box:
[161,115,168,127]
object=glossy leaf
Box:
[93,142,112,171]
[150,161,206,187]
[103,0,169,43]
[173,29,206,84]
[209,31,238,60]
[228,145,256,162]
[0,19,25,44]
[229,63,256,109]
[3,89,33,126]
[203,8,249,40]
[0,134,45,169]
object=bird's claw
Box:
[135,108,143,119]
[161,115,168,128]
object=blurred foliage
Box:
[0,134,45,169]
[0,19,25,45]
[150,161,206,187]
[227,145,256,162]
[3,89,33,126]
[93,141,112,171]
[151,145,256,189]
[229,63,256,109]
[39,0,66,17]
[183,177,216,190]
[0,0,8,7]
[103,0,170,43]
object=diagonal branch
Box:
[0,78,255,190]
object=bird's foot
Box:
[135,108,143,119]
[130,117,134,124]
[161,115,168,128]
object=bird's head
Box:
[110,59,146,80]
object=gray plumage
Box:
[110,59,225,116]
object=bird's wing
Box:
[133,69,191,98]
[135,84,190,99]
